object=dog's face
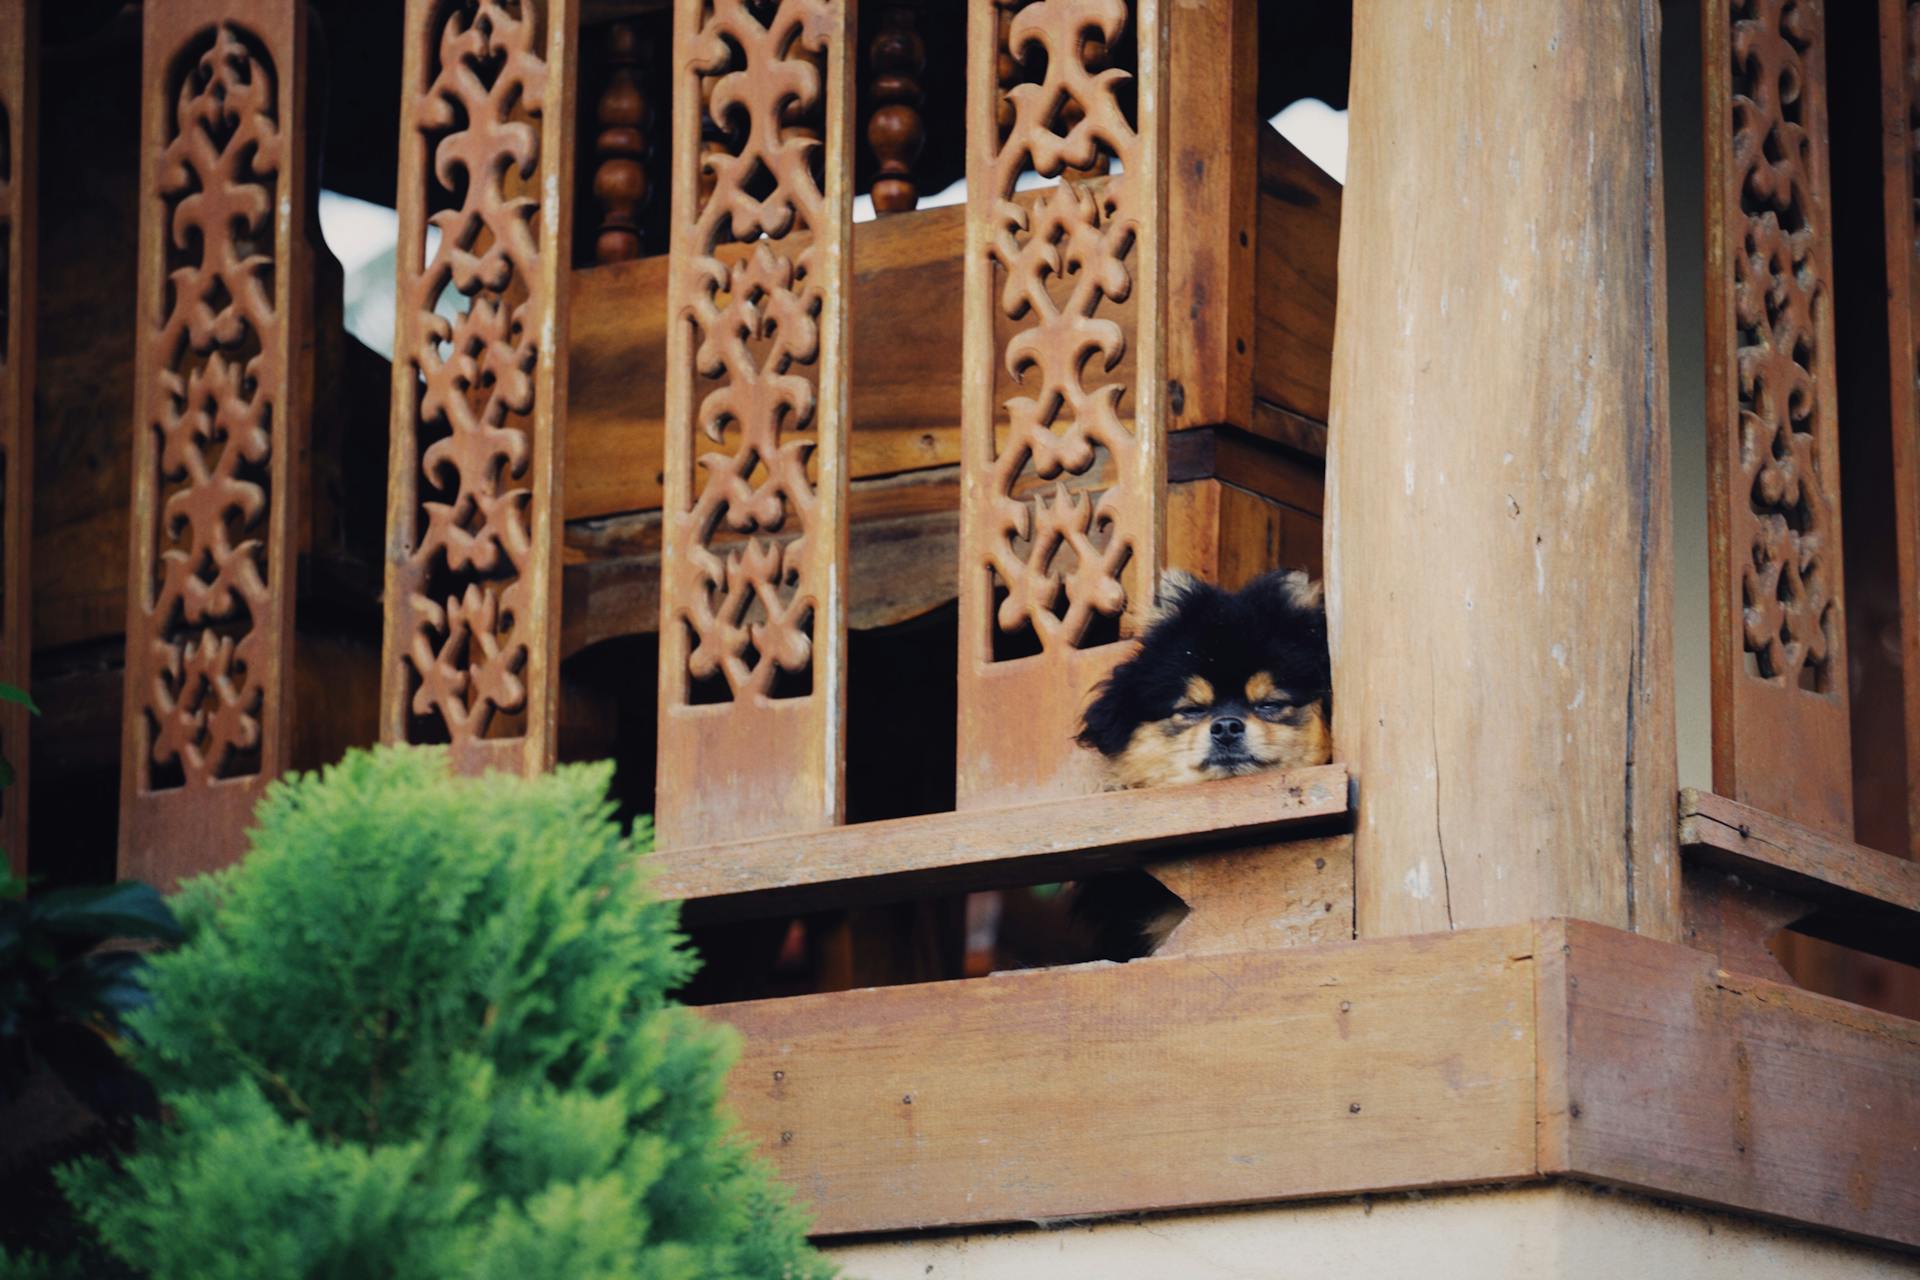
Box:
[1077,570,1332,789]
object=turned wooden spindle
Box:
[866,5,925,214]
[592,21,649,263]
[698,75,725,209]
[995,4,1017,140]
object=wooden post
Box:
[1701,0,1851,838]
[380,0,577,777]
[0,4,32,880]
[655,0,855,848]
[120,3,307,888]
[1327,1,1679,938]
[957,0,1169,809]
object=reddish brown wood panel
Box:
[0,5,33,879]
[119,2,307,888]
[1881,0,1920,859]
[956,0,1169,808]
[654,0,853,849]
[380,0,577,777]
[1702,0,1853,837]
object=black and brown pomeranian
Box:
[1078,568,1333,790]
[1066,568,1333,960]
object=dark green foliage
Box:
[59,747,834,1280]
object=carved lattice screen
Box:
[380,0,577,777]
[1702,0,1853,836]
[957,0,1169,807]
[0,7,31,878]
[655,0,854,848]
[120,2,307,887]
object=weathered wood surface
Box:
[1328,1,1678,939]
[1253,125,1338,429]
[717,925,1539,1236]
[1539,918,1920,1250]
[654,0,854,849]
[1701,0,1853,838]
[1679,787,1920,967]
[1879,0,1920,859]
[1148,832,1353,957]
[380,0,576,777]
[120,0,308,889]
[653,763,1347,922]
[0,4,33,877]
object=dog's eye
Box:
[1254,699,1294,721]
[1172,704,1208,723]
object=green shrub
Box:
[59,747,834,1280]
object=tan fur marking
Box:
[1280,570,1325,609]
[1182,675,1214,706]
[1246,671,1277,702]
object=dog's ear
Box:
[1276,568,1324,611]
[1149,569,1202,626]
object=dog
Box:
[1077,568,1333,789]
[1066,568,1333,960]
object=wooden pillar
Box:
[380,0,576,777]
[120,2,308,888]
[956,0,1169,809]
[1327,1,1679,938]
[655,0,854,848]
[0,4,32,880]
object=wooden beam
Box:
[1541,918,1920,1250]
[1679,788,1920,968]
[1252,125,1338,429]
[1327,1,1679,938]
[717,924,1539,1236]
[0,3,34,878]
[654,763,1348,922]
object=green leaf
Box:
[0,683,39,715]
[32,881,185,945]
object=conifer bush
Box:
[57,746,834,1280]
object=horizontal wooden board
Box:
[1543,918,1920,1250]
[716,925,1539,1236]
[1252,124,1339,427]
[652,764,1349,921]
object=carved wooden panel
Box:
[381,0,577,777]
[0,7,32,879]
[1702,0,1853,837]
[120,2,306,888]
[1881,0,1920,857]
[656,0,853,848]
[957,0,1168,808]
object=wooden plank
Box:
[956,0,1169,810]
[1679,787,1920,967]
[716,924,1539,1236]
[1328,2,1679,939]
[119,1,307,889]
[1880,0,1920,859]
[654,762,1348,922]
[1543,918,1920,1250]
[1701,0,1854,837]
[1165,0,1256,434]
[654,0,854,849]
[1252,124,1339,428]
[0,4,33,878]
[380,0,577,777]
[1148,832,1353,957]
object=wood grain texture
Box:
[716,924,1539,1236]
[654,0,854,849]
[1253,124,1339,428]
[1148,832,1353,957]
[1701,0,1853,837]
[0,4,33,878]
[120,1,306,888]
[1327,2,1679,939]
[653,763,1347,922]
[1680,787,1920,966]
[1879,0,1920,859]
[1541,918,1920,1250]
[380,0,576,777]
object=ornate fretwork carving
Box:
[394,0,554,745]
[666,0,834,701]
[136,24,283,787]
[982,0,1146,653]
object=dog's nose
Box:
[1211,716,1246,741]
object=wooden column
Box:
[1879,0,1920,858]
[380,0,576,777]
[1327,1,1679,938]
[120,3,308,888]
[655,0,854,848]
[1701,0,1851,838]
[0,5,32,879]
[957,0,1169,808]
